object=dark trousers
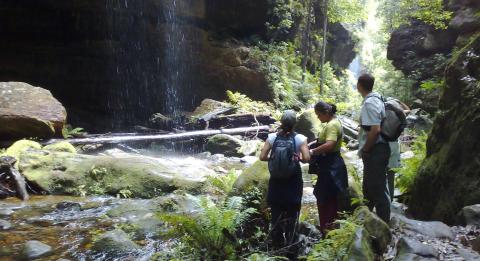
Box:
[270,203,301,250]
[317,195,339,236]
[387,169,395,201]
[362,143,391,223]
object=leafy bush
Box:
[307,214,360,261]
[420,80,444,91]
[395,132,428,201]
[159,196,257,260]
[62,125,86,138]
[226,90,278,117]
[208,169,241,194]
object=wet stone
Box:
[0,219,12,230]
[56,201,81,211]
[0,209,14,216]
[21,240,53,260]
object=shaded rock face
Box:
[0,82,66,139]
[0,0,272,131]
[408,34,480,224]
[387,1,480,113]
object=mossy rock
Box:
[408,33,480,223]
[2,140,42,160]
[43,141,77,153]
[354,207,392,255]
[344,227,375,261]
[18,150,213,198]
[206,134,244,157]
[232,160,270,204]
[296,109,321,142]
[91,229,140,256]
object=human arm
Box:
[360,102,383,157]
[259,141,272,161]
[310,140,336,155]
[362,125,381,156]
[300,142,311,163]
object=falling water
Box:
[348,55,362,79]
[162,0,195,116]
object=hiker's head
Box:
[280,110,297,133]
[314,101,336,123]
[357,73,375,97]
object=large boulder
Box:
[456,204,480,227]
[344,228,375,261]
[232,160,270,204]
[296,109,321,142]
[394,237,438,261]
[355,207,392,255]
[391,214,454,240]
[206,134,244,157]
[408,34,480,223]
[0,82,66,140]
[16,148,215,198]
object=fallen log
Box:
[206,113,276,129]
[45,125,272,145]
[0,156,29,201]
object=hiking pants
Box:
[387,169,395,202]
[362,143,391,223]
[270,203,301,249]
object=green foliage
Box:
[420,80,444,91]
[62,125,86,139]
[379,0,452,30]
[328,0,367,24]
[395,133,428,200]
[208,169,241,194]
[226,90,278,117]
[159,196,257,260]
[307,214,360,260]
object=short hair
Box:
[358,73,375,92]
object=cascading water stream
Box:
[162,0,195,117]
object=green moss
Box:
[232,161,270,204]
[2,140,42,160]
[43,141,77,153]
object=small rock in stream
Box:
[21,240,53,260]
[56,201,81,211]
[0,209,14,216]
[0,219,12,230]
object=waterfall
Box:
[162,0,195,116]
[348,55,362,79]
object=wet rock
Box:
[56,202,81,211]
[0,219,12,230]
[391,214,454,240]
[18,149,215,198]
[0,246,13,257]
[148,113,174,130]
[345,228,375,261]
[297,221,321,238]
[238,139,263,156]
[457,248,480,261]
[456,204,480,227]
[206,134,244,157]
[355,207,392,254]
[56,259,72,261]
[0,82,66,140]
[21,240,53,260]
[394,237,438,261]
[0,209,14,216]
[91,229,140,256]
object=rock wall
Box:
[0,0,356,131]
[0,0,272,131]
[387,0,480,113]
[408,33,480,224]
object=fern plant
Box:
[307,215,360,261]
[62,125,86,138]
[395,132,428,201]
[159,196,257,260]
[208,169,240,194]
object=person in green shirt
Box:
[309,101,348,236]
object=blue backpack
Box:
[268,133,300,179]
